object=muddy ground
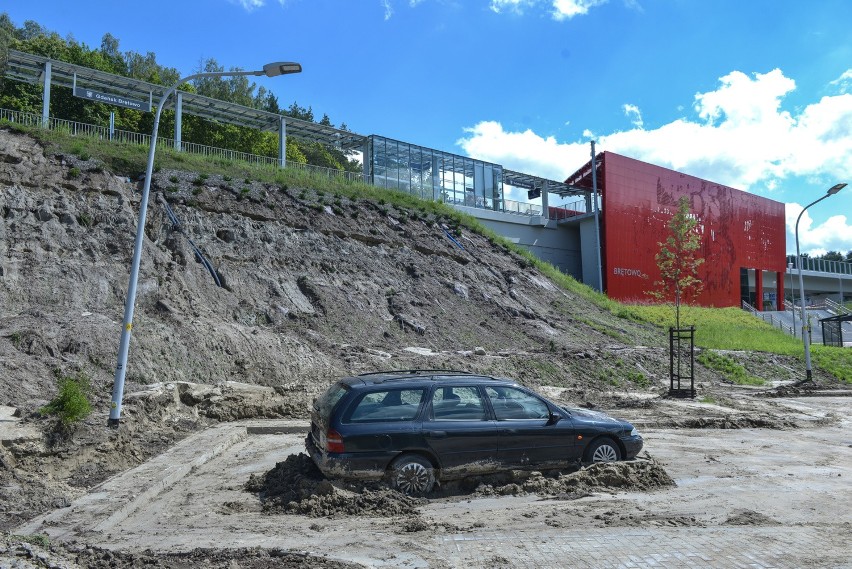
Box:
[2,128,851,567]
[4,393,851,568]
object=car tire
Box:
[585,438,622,464]
[389,454,435,496]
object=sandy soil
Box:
[7,394,850,568]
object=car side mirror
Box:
[547,411,561,425]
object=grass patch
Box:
[39,371,93,426]
[9,534,50,548]
[697,350,764,386]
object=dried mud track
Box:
[15,397,852,568]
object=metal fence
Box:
[742,300,797,336]
[0,107,367,184]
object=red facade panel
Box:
[594,153,785,308]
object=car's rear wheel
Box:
[586,438,622,463]
[389,454,435,495]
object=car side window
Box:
[431,386,487,421]
[485,386,550,420]
[346,388,425,423]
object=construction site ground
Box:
[12,393,851,569]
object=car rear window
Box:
[345,388,426,423]
[315,383,349,419]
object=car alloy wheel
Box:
[390,455,435,495]
[588,438,621,463]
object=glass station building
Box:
[363,135,504,210]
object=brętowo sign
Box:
[73,87,151,112]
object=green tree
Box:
[816,251,843,262]
[285,101,314,122]
[648,195,705,328]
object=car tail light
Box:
[326,429,345,453]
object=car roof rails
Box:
[357,369,472,378]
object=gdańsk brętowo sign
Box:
[73,87,151,112]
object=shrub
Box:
[39,372,93,426]
[68,167,80,178]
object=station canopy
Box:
[5,49,575,198]
[4,49,366,149]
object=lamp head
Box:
[827,183,846,195]
[263,62,302,77]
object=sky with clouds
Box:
[4,0,851,255]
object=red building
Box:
[565,152,786,310]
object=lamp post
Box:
[794,182,846,381]
[788,261,795,338]
[108,61,302,427]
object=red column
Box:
[755,270,764,311]
[776,271,784,311]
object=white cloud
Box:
[829,69,852,95]
[458,121,589,182]
[232,0,265,10]
[622,103,643,128]
[489,0,607,19]
[490,0,534,14]
[551,0,608,20]
[382,0,394,19]
[786,203,852,255]
[457,68,852,251]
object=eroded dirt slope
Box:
[0,127,837,534]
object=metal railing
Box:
[0,107,368,183]
[549,198,589,221]
[742,300,796,336]
[787,254,852,276]
[825,298,851,315]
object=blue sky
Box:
[4,0,851,255]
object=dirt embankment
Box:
[0,126,689,531]
[0,126,847,554]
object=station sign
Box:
[74,87,151,112]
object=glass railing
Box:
[787,255,852,275]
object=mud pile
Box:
[472,459,675,497]
[245,453,425,518]
[0,536,361,569]
[247,454,674,519]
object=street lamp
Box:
[788,261,795,338]
[108,61,302,427]
[794,182,846,381]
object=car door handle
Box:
[499,429,517,435]
[427,430,447,438]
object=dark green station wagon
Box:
[306,370,643,495]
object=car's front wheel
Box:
[585,438,622,463]
[389,454,435,495]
